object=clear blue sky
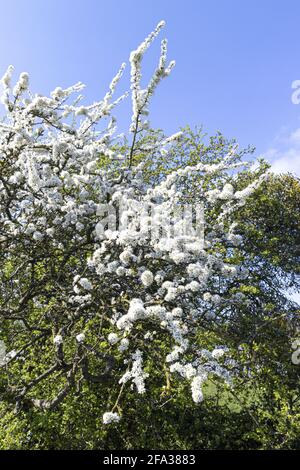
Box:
[1,0,300,173]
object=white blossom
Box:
[212,348,225,359]
[141,270,154,287]
[0,21,267,416]
[119,338,130,352]
[53,335,63,346]
[32,231,44,241]
[119,349,149,394]
[13,72,29,96]
[76,333,85,343]
[108,333,119,345]
[102,412,120,425]
[203,292,212,302]
[79,278,92,290]
[191,375,205,403]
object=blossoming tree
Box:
[0,21,267,425]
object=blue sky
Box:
[1,0,300,174]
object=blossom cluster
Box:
[0,21,267,423]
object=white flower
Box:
[116,266,126,276]
[107,261,119,273]
[166,346,183,363]
[184,364,197,379]
[108,333,119,345]
[219,183,234,200]
[191,375,205,403]
[129,20,167,127]
[164,287,179,302]
[141,270,154,287]
[170,251,186,264]
[144,331,156,340]
[116,299,146,330]
[227,233,243,246]
[171,307,183,317]
[27,154,42,191]
[13,72,29,96]
[119,349,149,394]
[207,188,220,202]
[170,361,185,375]
[162,281,173,290]
[0,21,267,411]
[127,298,146,321]
[46,228,55,237]
[51,87,64,100]
[212,348,225,359]
[116,315,131,330]
[203,292,212,302]
[79,278,92,290]
[1,64,14,88]
[119,338,130,352]
[6,350,17,360]
[53,334,63,345]
[76,333,85,343]
[119,249,132,265]
[187,263,203,278]
[102,412,120,425]
[32,231,43,241]
[191,373,207,403]
[186,281,200,292]
[222,265,238,277]
[211,294,221,305]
